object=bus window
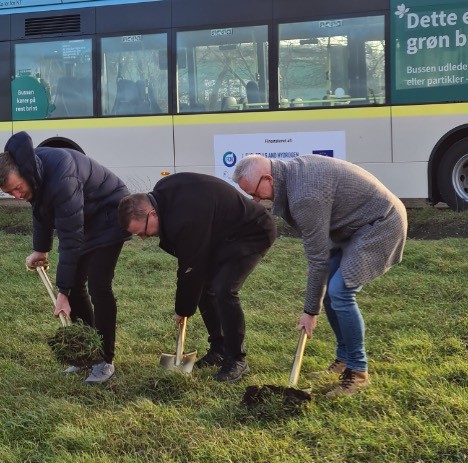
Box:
[278,16,385,108]
[13,39,93,120]
[101,33,168,116]
[176,25,268,113]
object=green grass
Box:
[0,206,467,463]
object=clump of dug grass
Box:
[47,322,103,366]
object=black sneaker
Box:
[195,349,224,368]
[215,358,250,383]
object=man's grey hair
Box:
[232,154,270,183]
[0,152,19,187]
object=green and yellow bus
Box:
[1,0,468,210]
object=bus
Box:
[1,0,468,210]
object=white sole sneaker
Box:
[63,365,86,374]
[84,361,115,385]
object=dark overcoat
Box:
[150,172,276,317]
[5,131,130,290]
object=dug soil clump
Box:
[243,384,311,408]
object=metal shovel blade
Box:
[159,317,197,373]
[159,350,197,373]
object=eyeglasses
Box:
[144,211,150,236]
[251,175,265,199]
[135,211,151,238]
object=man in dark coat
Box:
[118,173,276,382]
[0,131,130,384]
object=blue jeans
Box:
[323,250,367,371]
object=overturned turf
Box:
[47,322,103,367]
[243,384,311,407]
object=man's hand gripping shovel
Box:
[27,261,72,327]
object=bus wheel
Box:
[437,139,468,211]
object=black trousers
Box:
[198,252,264,361]
[68,242,124,364]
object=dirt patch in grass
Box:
[243,384,311,407]
[242,385,311,420]
[0,203,32,235]
[406,208,468,239]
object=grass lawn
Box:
[0,205,466,463]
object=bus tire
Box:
[437,138,468,212]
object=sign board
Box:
[11,76,49,120]
[214,131,346,186]
[391,0,468,103]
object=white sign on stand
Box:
[214,131,346,186]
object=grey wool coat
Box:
[271,155,407,315]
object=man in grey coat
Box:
[233,154,407,397]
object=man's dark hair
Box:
[0,151,20,187]
[118,193,151,229]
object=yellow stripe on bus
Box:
[392,102,468,117]
[173,106,391,126]
[9,101,468,132]
[13,116,173,131]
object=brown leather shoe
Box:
[309,359,346,378]
[325,368,370,398]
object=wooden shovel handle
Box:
[289,328,308,387]
[175,317,188,366]
[35,265,72,327]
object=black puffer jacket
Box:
[5,131,130,290]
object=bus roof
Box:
[0,0,160,16]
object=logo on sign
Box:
[313,150,334,158]
[223,151,237,167]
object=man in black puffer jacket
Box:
[0,131,130,384]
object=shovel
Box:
[289,327,308,387]
[159,317,197,373]
[243,328,311,408]
[27,262,72,327]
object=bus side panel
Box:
[172,0,273,27]
[392,103,468,163]
[274,0,388,19]
[12,117,175,192]
[96,2,171,33]
[0,14,9,41]
[173,107,394,180]
[360,162,427,198]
